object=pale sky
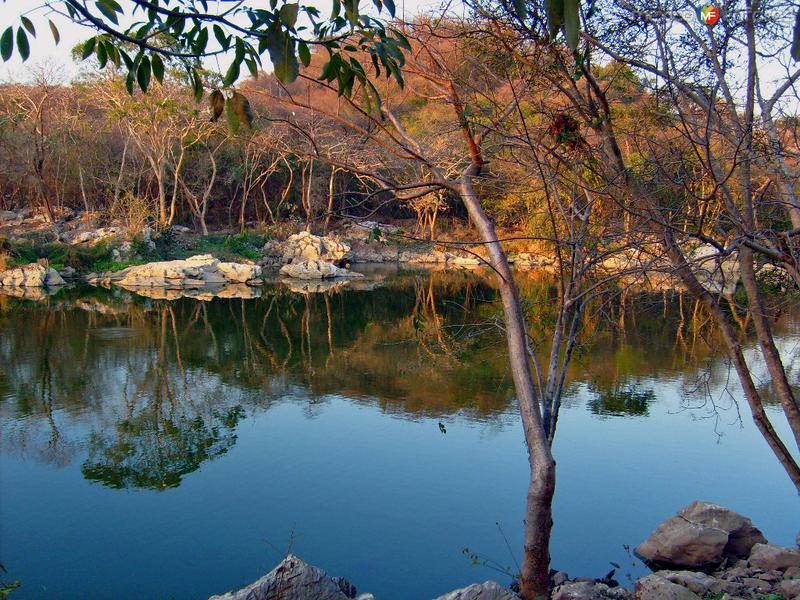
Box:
[0,0,449,84]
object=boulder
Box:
[280,260,364,280]
[281,231,350,263]
[552,581,630,599]
[0,263,65,288]
[209,555,354,600]
[116,255,261,289]
[779,577,800,598]
[656,570,746,597]
[634,574,701,600]
[432,580,518,600]
[635,502,766,570]
[686,244,740,296]
[748,543,800,572]
[217,261,262,283]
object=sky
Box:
[0,0,448,84]
[0,0,797,115]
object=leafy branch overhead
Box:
[0,0,410,104]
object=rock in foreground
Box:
[432,580,519,600]
[635,501,766,570]
[209,555,359,600]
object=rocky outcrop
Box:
[635,501,766,570]
[209,555,358,600]
[0,263,65,288]
[280,260,363,280]
[116,255,261,289]
[432,580,519,600]
[280,231,350,263]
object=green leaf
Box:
[792,8,800,62]
[81,37,96,60]
[213,24,229,50]
[48,20,60,45]
[151,53,165,83]
[0,27,12,62]
[512,0,528,21]
[96,40,108,68]
[20,16,36,37]
[273,37,298,83]
[298,40,311,67]
[563,0,580,50]
[193,27,209,55]
[136,55,151,92]
[384,0,396,17]
[545,0,564,40]
[226,97,241,134]
[224,59,240,86]
[16,27,29,61]
[280,3,300,28]
[125,70,135,95]
[245,57,258,77]
[95,0,120,25]
[192,68,204,102]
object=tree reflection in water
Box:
[1,270,797,490]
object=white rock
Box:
[281,231,351,262]
[218,261,261,283]
[280,260,363,280]
[115,255,262,288]
[0,263,65,288]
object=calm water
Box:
[1,269,798,600]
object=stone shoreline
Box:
[206,502,800,600]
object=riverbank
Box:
[209,503,800,600]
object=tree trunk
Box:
[459,164,555,599]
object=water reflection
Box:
[2,271,798,492]
[1,270,799,600]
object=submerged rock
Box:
[208,555,357,600]
[635,501,766,570]
[0,263,65,288]
[280,260,363,280]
